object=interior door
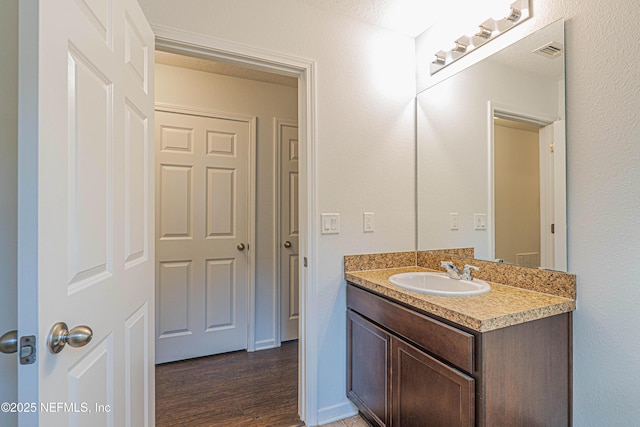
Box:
[17,0,155,425]
[278,121,299,342]
[0,1,18,425]
[155,109,252,364]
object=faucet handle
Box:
[462,264,479,281]
[440,261,454,268]
[440,261,461,279]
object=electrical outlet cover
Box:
[363,212,374,232]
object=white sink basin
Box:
[388,272,491,296]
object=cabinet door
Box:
[392,337,474,427]
[347,310,391,427]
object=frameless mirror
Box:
[417,20,567,271]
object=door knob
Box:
[0,330,17,354]
[237,243,246,251]
[283,241,292,249]
[47,322,93,354]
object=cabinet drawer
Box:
[347,283,474,374]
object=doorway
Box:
[152,46,303,421]
[489,105,564,271]
[493,117,542,267]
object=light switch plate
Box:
[474,213,487,230]
[363,212,374,232]
[321,213,340,234]
[450,213,459,230]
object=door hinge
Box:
[20,335,36,365]
[550,143,555,153]
[551,223,555,234]
[303,257,308,268]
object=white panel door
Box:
[17,0,155,426]
[0,2,18,421]
[279,121,299,342]
[155,109,252,364]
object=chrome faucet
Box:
[441,261,479,281]
[461,264,479,281]
[440,261,461,279]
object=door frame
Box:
[153,26,318,424]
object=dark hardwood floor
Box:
[156,341,302,427]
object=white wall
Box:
[0,0,18,425]
[417,0,640,424]
[140,1,416,423]
[155,63,298,349]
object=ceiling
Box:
[299,0,448,38]
[302,0,514,38]
[155,51,298,87]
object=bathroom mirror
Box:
[417,20,567,271]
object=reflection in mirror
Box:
[417,20,567,271]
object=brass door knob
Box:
[283,241,292,249]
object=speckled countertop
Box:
[345,266,576,333]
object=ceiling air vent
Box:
[532,41,564,58]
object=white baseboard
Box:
[253,339,278,351]
[316,400,358,426]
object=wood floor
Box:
[156,341,303,427]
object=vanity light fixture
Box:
[453,41,467,53]
[429,0,531,75]
[476,26,493,39]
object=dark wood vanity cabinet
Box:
[347,310,391,427]
[347,283,571,427]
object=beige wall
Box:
[494,123,540,266]
[155,63,298,348]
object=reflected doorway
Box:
[493,114,560,269]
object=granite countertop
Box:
[345,266,576,333]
